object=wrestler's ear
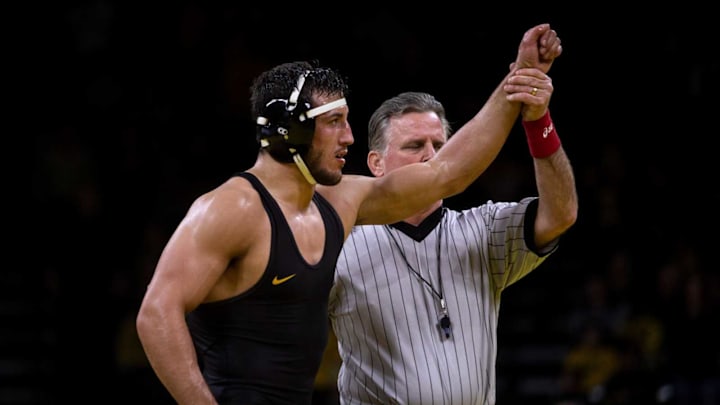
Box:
[367,151,384,177]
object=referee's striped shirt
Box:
[329,197,558,405]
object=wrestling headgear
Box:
[255,71,346,185]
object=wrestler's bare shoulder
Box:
[316,174,376,235]
[317,174,374,204]
[185,176,263,226]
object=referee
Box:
[328,89,577,403]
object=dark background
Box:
[16,2,720,404]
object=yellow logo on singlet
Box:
[272,274,297,285]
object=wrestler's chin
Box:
[313,168,343,186]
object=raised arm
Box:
[347,23,562,226]
[505,67,578,248]
[531,133,577,248]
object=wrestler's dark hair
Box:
[249,60,350,162]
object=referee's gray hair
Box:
[367,91,452,152]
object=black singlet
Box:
[186,172,344,404]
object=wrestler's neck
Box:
[250,154,316,205]
[402,200,443,227]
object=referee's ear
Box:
[367,150,385,177]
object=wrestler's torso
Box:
[186,172,344,404]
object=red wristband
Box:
[522,110,561,158]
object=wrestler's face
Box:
[304,93,353,186]
[368,111,446,177]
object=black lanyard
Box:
[385,215,452,339]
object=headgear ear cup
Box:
[258,99,291,142]
[256,71,315,164]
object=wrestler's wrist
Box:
[522,110,560,158]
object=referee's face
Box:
[370,111,447,177]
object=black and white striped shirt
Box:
[328,197,557,405]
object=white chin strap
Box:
[292,152,316,185]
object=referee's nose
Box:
[421,141,437,162]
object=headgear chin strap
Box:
[256,71,347,185]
